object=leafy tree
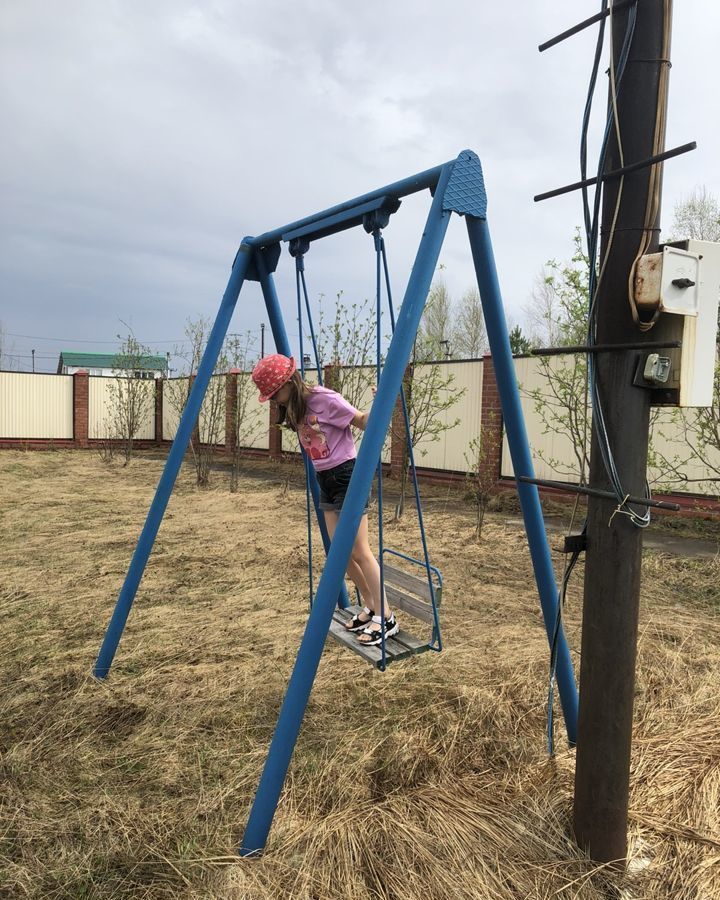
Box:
[418,281,454,358]
[508,325,532,356]
[104,332,157,465]
[525,270,563,348]
[670,186,720,242]
[524,232,591,482]
[0,321,15,371]
[464,416,498,539]
[525,229,589,348]
[315,292,376,411]
[452,287,488,358]
[226,331,264,492]
[393,341,466,519]
[164,317,231,486]
[648,374,720,496]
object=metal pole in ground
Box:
[466,215,579,744]
[573,0,673,864]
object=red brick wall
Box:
[389,365,412,477]
[479,354,503,486]
[225,370,240,456]
[268,401,282,460]
[323,363,340,391]
[154,379,164,443]
[73,371,89,448]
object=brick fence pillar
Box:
[268,401,282,460]
[155,378,164,444]
[73,370,89,448]
[390,364,412,478]
[323,362,340,390]
[226,369,240,456]
[479,354,504,485]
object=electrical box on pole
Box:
[634,239,720,406]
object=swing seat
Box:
[328,558,442,669]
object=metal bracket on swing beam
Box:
[282,196,401,244]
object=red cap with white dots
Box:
[251,354,297,402]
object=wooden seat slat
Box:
[328,607,430,669]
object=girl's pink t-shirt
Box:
[298,386,359,471]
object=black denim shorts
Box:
[315,459,369,513]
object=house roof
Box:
[57,351,167,372]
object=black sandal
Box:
[357,614,399,645]
[343,606,374,632]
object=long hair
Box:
[277,371,314,431]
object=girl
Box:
[251,353,398,646]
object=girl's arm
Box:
[351,410,370,431]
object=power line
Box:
[4,353,62,360]
[4,331,193,345]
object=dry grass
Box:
[0,450,718,899]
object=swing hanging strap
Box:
[290,239,324,610]
[290,239,323,386]
[368,222,442,664]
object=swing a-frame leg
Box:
[86,147,579,859]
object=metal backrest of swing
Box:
[382,552,442,625]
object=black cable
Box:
[581,0,609,245]
[547,523,586,755]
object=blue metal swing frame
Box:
[90,150,580,857]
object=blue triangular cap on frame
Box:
[442,149,488,219]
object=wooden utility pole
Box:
[573,0,672,864]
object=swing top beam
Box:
[244,161,447,250]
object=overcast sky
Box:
[1,1,718,373]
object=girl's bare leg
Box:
[324,511,373,618]
[350,514,391,623]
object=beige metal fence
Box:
[1,362,717,496]
[162,378,187,441]
[502,356,720,495]
[648,408,720,494]
[0,372,73,439]
[501,357,580,482]
[163,376,227,445]
[237,373,269,450]
[198,375,226,446]
[88,376,155,440]
[413,360,483,471]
